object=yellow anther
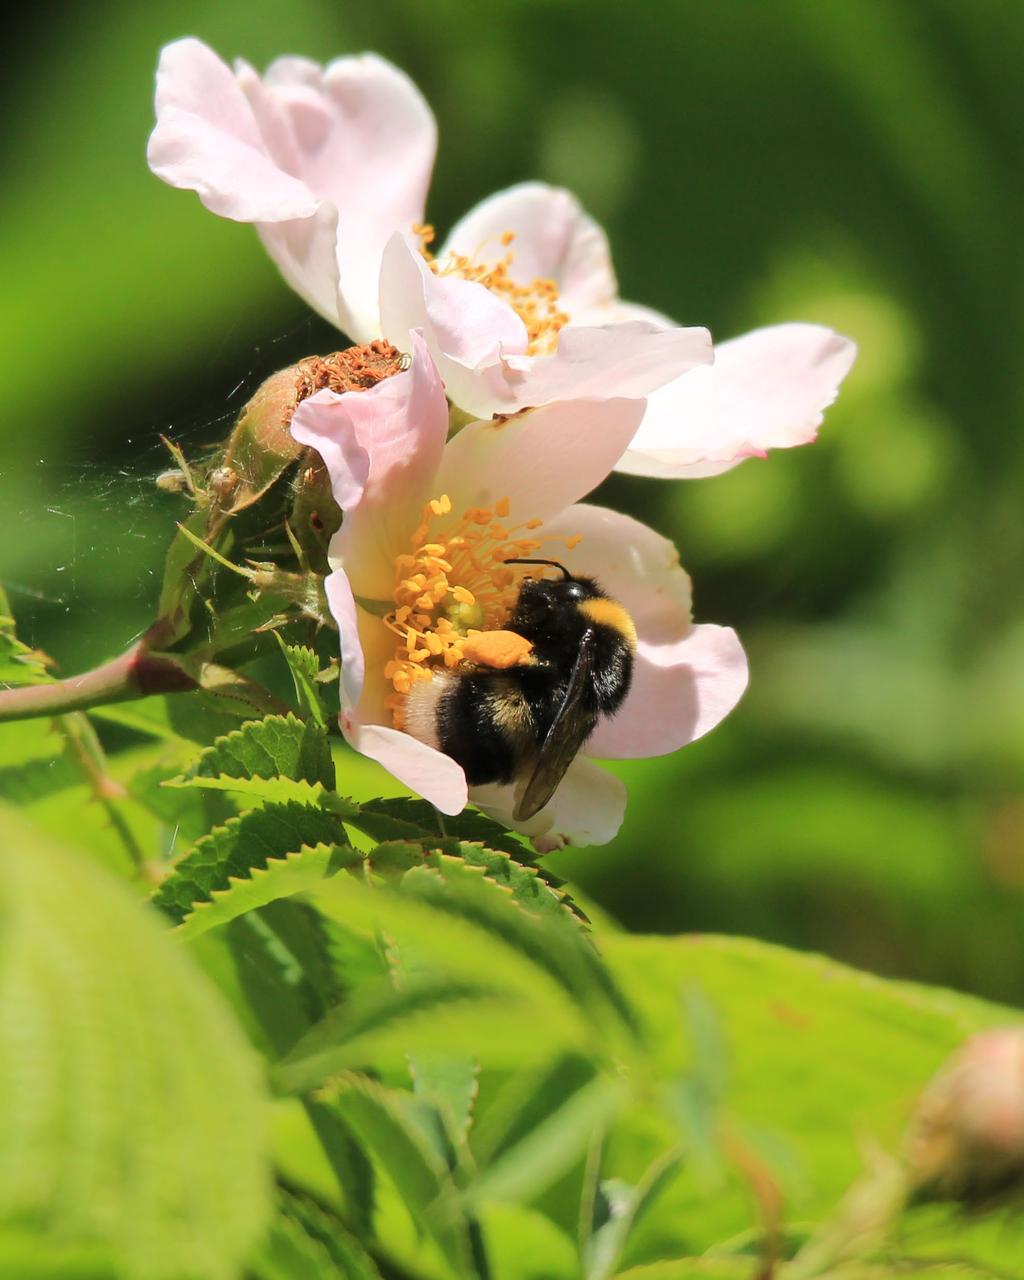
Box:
[383,491,581,711]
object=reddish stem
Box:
[0,644,196,723]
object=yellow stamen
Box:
[418,229,570,356]
[380,493,583,720]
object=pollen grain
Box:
[383,495,580,727]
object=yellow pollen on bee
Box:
[417,228,570,356]
[382,493,583,725]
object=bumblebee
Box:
[404,559,637,821]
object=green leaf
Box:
[354,797,530,857]
[584,1149,683,1280]
[174,843,359,942]
[613,1264,751,1280]
[276,636,327,726]
[0,588,52,687]
[478,1203,577,1280]
[324,1075,480,1277]
[398,858,639,1042]
[0,805,271,1279]
[226,914,375,1234]
[249,1188,383,1280]
[408,1054,480,1149]
[604,934,1018,1266]
[472,1053,600,1169]
[273,974,508,1095]
[0,1227,115,1279]
[307,871,596,1068]
[153,800,350,923]
[420,842,587,926]
[467,1077,626,1208]
[189,713,335,788]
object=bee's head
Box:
[504,559,602,639]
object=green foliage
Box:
[0,805,271,1279]
[275,638,328,726]
[186,712,336,788]
[0,586,51,687]
[4,684,1023,1278]
[152,800,353,922]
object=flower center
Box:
[382,493,581,727]
[416,226,569,356]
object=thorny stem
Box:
[0,641,196,724]
[58,712,147,875]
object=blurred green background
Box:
[4,0,1023,1002]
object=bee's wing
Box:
[513,629,598,822]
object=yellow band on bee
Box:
[578,598,637,650]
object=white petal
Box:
[291,331,448,595]
[588,624,749,759]
[256,204,343,327]
[148,40,318,223]
[472,757,626,850]
[618,323,857,478]
[485,321,712,418]
[434,399,645,529]
[348,723,469,815]
[539,504,692,642]
[441,182,618,321]
[379,233,528,405]
[254,55,436,340]
[325,570,468,816]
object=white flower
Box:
[290,334,748,848]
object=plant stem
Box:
[0,643,196,723]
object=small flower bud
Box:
[219,339,406,515]
[905,1027,1024,1203]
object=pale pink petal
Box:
[379,233,528,401]
[535,504,747,757]
[481,321,713,419]
[245,56,436,340]
[434,399,645,529]
[325,570,468,815]
[587,624,748,759]
[441,182,618,320]
[610,299,678,329]
[471,758,626,850]
[347,724,469,815]
[617,323,857,479]
[148,39,318,223]
[380,236,710,420]
[291,331,448,594]
[324,569,366,720]
[538,504,692,643]
[256,204,342,327]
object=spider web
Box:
[2,315,330,675]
